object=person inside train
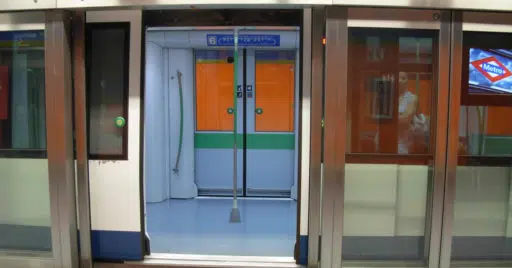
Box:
[397,71,430,154]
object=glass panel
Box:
[195,50,234,132]
[0,30,51,252]
[343,28,437,264]
[254,50,295,132]
[451,30,512,262]
[87,25,129,158]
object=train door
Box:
[85,10,146,261]
[194,48,244,196]
[245,49,298,197]
[195,32,300,198]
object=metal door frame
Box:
[304,7,325,268]
[320,6,452,268]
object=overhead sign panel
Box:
[206,34,280,47]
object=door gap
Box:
[242,48,248,197]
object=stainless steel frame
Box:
[52,0,512,13]
[5,0,512,17]
[45,10,80,268]
[428,10,452,268]
[0,0,56,11]
[347,8,441,29]
[321,6,348,268]
[307,7,325,268]
[438,11,462,268]
[332,0,512,11]
[463,11,512,33]
[73,10,93,268]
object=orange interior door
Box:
[195,50,234,131]
[254,51,295,132]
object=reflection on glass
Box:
[452,105,512,261]
[0,31,46,150]
[349,33,433,154]
[88,27,128,156]
[344,29,436,263]
[396,71,432,155]
[0,30,51,253]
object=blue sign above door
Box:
[206,34,280,47]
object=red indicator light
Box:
[322,36,326,45]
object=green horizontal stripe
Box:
[194,133,295,149]
[195,133,242,149]
[472,135,512,155]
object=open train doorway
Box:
[142,9,301,258]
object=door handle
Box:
[255,108,263,115]
[115,116,126,128]
[227,107,234,114]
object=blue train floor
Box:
[146,197,297,256]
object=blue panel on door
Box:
[206,34,280,47]
[91,230,143,261]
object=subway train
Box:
[1,2,512,268]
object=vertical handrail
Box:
[230,27,241,223]
[172,70,184,174]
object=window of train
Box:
[450,31,512,262]
[343,28,436,262]
[86,23,130,159]
[0,30,52,252]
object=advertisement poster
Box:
[469,48,512,94]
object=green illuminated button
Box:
[227,107,234,114]
[255,108,263,115]
[115,116,126,128]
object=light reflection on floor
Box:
[146,197,297,256]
